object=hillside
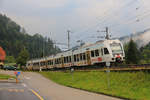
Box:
[0,14,61,59]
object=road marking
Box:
[8,89,24,92]
[22,83,27,87]
[24,76,31,80]
[30,89,44,100]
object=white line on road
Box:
[24,76,31,80]
[22,83,27,87]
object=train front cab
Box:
[109,41,125,64]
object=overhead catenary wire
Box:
[73,0,141,40]
[69,0,150,46]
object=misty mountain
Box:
[119,28,150,47]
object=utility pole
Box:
[105,27,109,40]
[67,30,70,50]
[97,27,110,40]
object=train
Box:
[26,39,125,70]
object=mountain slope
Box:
[0,14,60,59]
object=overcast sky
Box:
[1,0,150,49]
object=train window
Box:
[52,60,54,65]
[50,60,52,65]
[64,57,66,63]
[57,59,59,64]
[69,56,71,62]
[59,58,61,64]
[80,53,83,61]
[55,59,56,64]
[95,50,99,56]
[77,54,79,62]
[67,57,69,63]
[83,53,86,60]
[66,57,68,63]
[56,59,57,64]
[104,48,109,54]
[41,62,43,66]
[50,60,51,65]
[50,61,52,65]
[91,51,95,57]
[55,59,57,64]
[74,55,76,62]
[101,49,103,56]
[58,58,61,64]
[49,61,50,65]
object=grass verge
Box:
[0,74,15,80]
[40,71,150,100]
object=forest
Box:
[0,14,61,63]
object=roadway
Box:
[0,70,121,100]
[0,82,40,100]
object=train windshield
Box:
[110,43,123,54]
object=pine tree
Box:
[126,39,140,64]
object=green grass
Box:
[40,71,150,100]
[0,74,15,80]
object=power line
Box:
[73,0,140,37]
[72,0,149,43]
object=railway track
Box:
[68,64,150,71]
[31,64,150,72]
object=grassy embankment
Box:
[0,74,14,80]
[40,71,150,100]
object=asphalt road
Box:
[0,82,40,100]
[22,72,121,100]
[0,70,121,100]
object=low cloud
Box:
[1,0,150,48]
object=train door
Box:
[103,48,110,62]
[61,56,64,68]
[86,51,91,65]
